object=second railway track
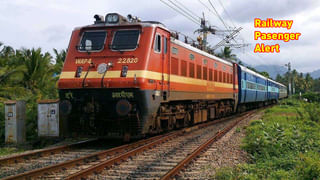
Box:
[1,110,258,180]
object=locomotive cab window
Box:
[79,31,106,51]
[111,30,140,50]
[154,34,161,52]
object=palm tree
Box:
[53,48,66,75]
[19,48,58,99]
[217,47,237,61]
[304,73,313,92]
[0,44,27,99]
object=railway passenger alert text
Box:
[253,18,301,53]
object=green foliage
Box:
[217,47,237,61]
[259,71,270,78]
[0,147,24,156]
[0,43,65,144]
[214,99,320,179]
[275,70,320,94]
[301,91,320,102]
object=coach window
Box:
[154,34,161,53]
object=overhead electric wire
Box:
[215,0,249,47]
[197,0,219,19]
[207,0,230,31]
[160,0,201,26]
[167,0,200,23]
[173,0,201,20]
[215,0,236,28]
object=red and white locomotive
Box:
[58,13,277,138]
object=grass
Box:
[213,98,320,180]
[0,147,24,157]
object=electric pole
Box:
[285,62,291,96]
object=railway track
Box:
[0,139,100,179]
[1,110,257,180]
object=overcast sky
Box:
[1,0,319,72]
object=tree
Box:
[217,47,237,61]
[260,71,270,78]
[53,48,66,75]
[304,73,313,92]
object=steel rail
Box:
[160,111,255,180]
[0,138,97,166]
[65,132,180,180]
[2,132,177,180]
[3,110,257,180]
[64,113,245,180]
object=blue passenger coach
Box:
[267,79,279,101]
[238,65,268,104]
[237,65,286,111]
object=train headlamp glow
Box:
[107,62,113,67]
[97,63,107,74]
[106,14,119,23]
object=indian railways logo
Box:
[112,91,134,98]
[75,58,92,64]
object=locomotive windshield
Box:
[111,30,140,50]
[78,31,106,51]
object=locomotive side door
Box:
[154,28,170,100]
[162,31,170,99]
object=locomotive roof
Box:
[74,21,168,31]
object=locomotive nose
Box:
[116,99,132,116]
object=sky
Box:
[0,0,320,72]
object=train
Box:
[57,13,287,139]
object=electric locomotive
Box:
[58,13,240,138]
[58,13,286,139]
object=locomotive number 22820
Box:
[117,57,139,64]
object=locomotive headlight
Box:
[107,62,113,67]
[106,13,119,23]
[97,63,107,74]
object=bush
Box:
[301,92,320,102]
[214,99,320,179]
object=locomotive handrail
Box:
[101,67,108,88]
[82,63,94,88]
